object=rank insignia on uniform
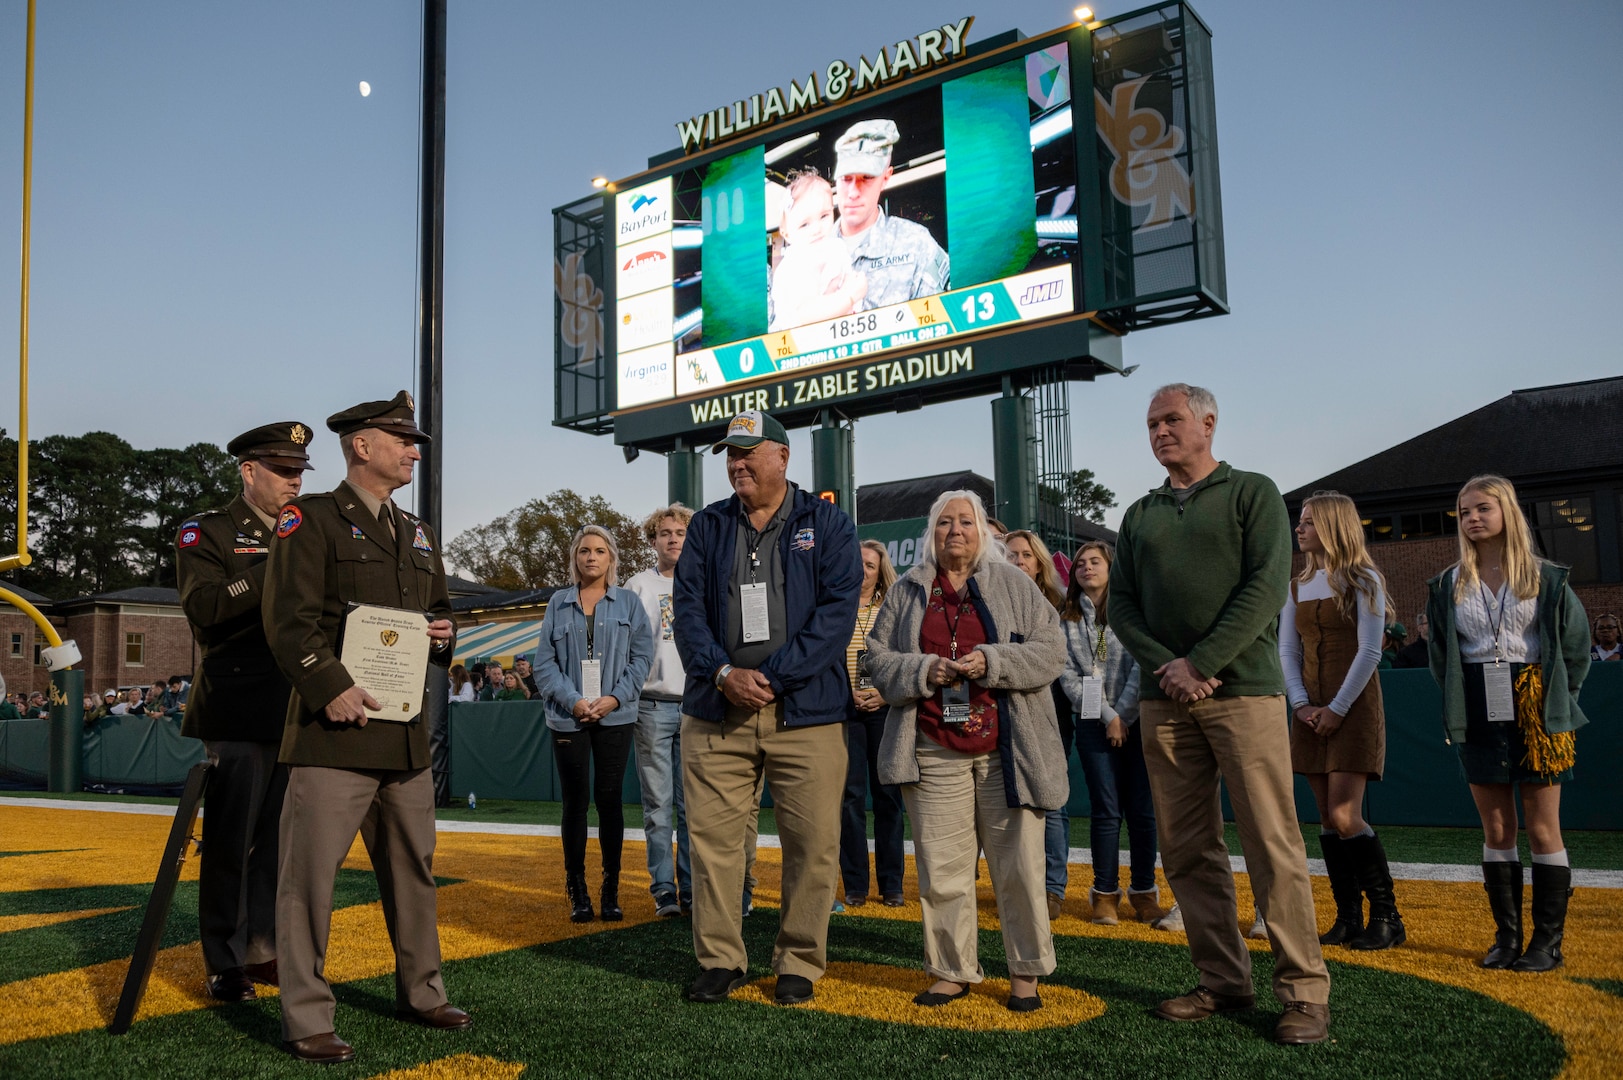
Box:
[277,506,303,537]
[352,525,366,539]
[792,528,816,551]
[179,527,201,548]
[413,524,432,552]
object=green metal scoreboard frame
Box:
[554,2,1226,455]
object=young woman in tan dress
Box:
[1279,492,1405,950]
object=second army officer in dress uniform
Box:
[177,420,313,1003]
[262,391,469,1065]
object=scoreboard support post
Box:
[812,412,855,522]
[991,380,1038,532]
[667,439,704,510]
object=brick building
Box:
[51,588,197,697]
[1,583,60,700]
[1284,376,1623,641]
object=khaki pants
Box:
[681,705,844,979]
[1140,696,1330,1005]
[902,740,1054,983]
[276,765,447,1041]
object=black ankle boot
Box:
[600,872,623,922]
[1317,833,1364,945]
[1510,864,1571,972]
[567,871,594,923]
[1345,832,1405,951]
[1480,861,1523,969]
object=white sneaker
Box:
[1150,902,1184,932]
[1248,914,1270,940]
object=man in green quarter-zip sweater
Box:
[1109,383,1331,1047]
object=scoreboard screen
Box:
[611,39,1081,410]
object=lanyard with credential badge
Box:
[1479,581,1514,723]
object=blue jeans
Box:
[840,709,905,898]
[634,698,690,898]
[1075,718,1158,893]
[1043,706,1075,896]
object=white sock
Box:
[1483,845,1519,863]
[1531,849,1569,867]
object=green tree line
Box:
[0,428,238,598]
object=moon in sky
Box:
[359,81,371,97]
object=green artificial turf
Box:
[0,903,1564,1080]
[11,790,1621,869]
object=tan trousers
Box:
[1139,696,1330,1005]
[902,740,1054,983]
[276,765,447,1041]
[681,705,845,979]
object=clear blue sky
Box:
[2,0,1620,572]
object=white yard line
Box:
[6,798,1620,888]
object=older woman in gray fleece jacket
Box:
[868,490,1068,1013]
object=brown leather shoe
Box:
[396,1004,473,1030]
[243,959,279,987]
[283,1032,354,1064]
[1046,892,1063,921]
[205,969,256,1002]
[1155,985,1256,1022]
[1275,1000,1330,1044]
[1089,888,1121,926]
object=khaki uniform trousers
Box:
[902,739,1054,983]
[1139,695,1330,1005]
[276,765,447,1041]
[681,704,845,979]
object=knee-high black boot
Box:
[1317,833,1364,945]
[1480,861,1523,969]
[567,871,595,923]
[1346,832,1405,950]
[1510,864,1571,972]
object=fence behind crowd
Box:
[2,666,1617,826]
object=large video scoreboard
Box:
[555,3,1226,452]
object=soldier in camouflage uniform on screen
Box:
[834,119,950,310]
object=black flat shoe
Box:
[1007,993,1043,1013]
[913,984,971,1006]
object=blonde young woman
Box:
[1004,529,1075,918]
[841,539,905,907]
[1426,475,1591,972]
[1280,493,1403,951]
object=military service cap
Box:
[711,409,790,454]
[835,119,899,177]
[226,421,316,470]
[326,390,431,443]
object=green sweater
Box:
[1109,462,1292,700]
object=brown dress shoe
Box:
[1155,985,1256,1022]
[283,1032,354,1064]
[243,959,278,986]
[1275,1000,1330,1044]
[205,969,256,1002]
[396,1003,473,1030]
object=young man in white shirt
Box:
[625,504,695,916]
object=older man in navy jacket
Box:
[674,410,862,1007]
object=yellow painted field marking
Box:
[363,1053,526,1080]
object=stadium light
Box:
[1075,7,1094,22]
[591,176,610,189]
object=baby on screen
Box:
[767,170,867,333]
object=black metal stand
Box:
[108,761,210,1035]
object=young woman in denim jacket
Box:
[534,525,654,923]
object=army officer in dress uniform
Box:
[178,420,313,1003]
[834,118,950,310]
[262,391,468,1065]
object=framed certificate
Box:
[339,604,432,723]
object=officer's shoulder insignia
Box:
[412,524,433,552]
[277,506,303,538]
[178,525,202,548]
